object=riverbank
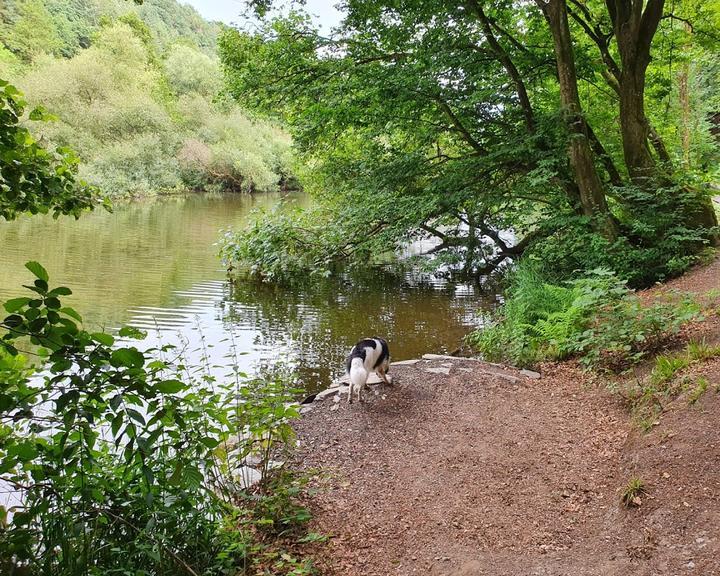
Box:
[292,255,720,575]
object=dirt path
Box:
[293,258,720,575]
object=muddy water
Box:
[0,193,494,392]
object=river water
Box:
[0,193,494,392]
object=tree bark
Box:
[607,0,666,183]
[537,0,618,240]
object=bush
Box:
[467,263,699,370]
[12,21,294,197]
[0,262,315,575]
[527,183,718,288]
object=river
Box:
[0,193,494,392]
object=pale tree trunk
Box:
[679,59,690,166]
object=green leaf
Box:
[168,461,183,485]
[11,441,38,462]
[91,332,115,347]
[3,297,30,313]
[155,379,185,394]
[199,437,219,449]
[48,286,72,296]
[0,393,14,412]
[118,326,147,340]
[111,413,123,437]
[111,348,145,369]
[25,261,49,282]
[60,307,82,322]
[126,408,145,425]
[45,297,61,309]
[3,314,24,328]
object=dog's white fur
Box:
[347,338,391,404]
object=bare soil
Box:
[293,254,720,576]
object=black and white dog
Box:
[345,337,391,404]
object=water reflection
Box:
[0,193,494,393]
[126,269,492,393]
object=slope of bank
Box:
[292,256,720,575]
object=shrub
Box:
[0,262,315,574]
[467,263,700,370]
[13,22,294,197]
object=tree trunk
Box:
[618,75,656,184]
[538,0,618,240]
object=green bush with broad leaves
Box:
[0,79,102,220]
[0,262,316,575]
[467,263,700,371]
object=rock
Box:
[233,465,262,489]
[520,369,541,379]
[422,354,459,361]
[424,366,451,375]
[391,359,421,366]
[487,371,520,383]
[336,373,388,385]
[315,387,342,401]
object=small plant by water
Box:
[466,263,699,371]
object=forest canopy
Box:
[0,0,294,197]
[219,0,720,286]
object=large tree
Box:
[219,0,719,284]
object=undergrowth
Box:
[626,340,719,430]
[0,262,318,575]
[466,263,699,371]
[621,477,647,507]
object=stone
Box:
[520,369,541,379]
[424,366,451,375]
[315,387,342,401]
[391,359,421,366]
[234,465,262,489]
[486,371,520,383]
[422,353,459,361]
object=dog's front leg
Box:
[347,382,354,404]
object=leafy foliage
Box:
[218,1,719,286]
[0,263,316,575]
[467,263,699,370]
[0,79,101,220]
[1,2,293,198]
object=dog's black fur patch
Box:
[345,337,389,373]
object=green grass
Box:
[621,477,647,507]
[650,355,690,386]
[688,377,709,405]
[686,340,720,362]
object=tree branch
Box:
[431,96,487,155]
[466,0,535,132]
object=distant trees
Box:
[0,0,293,197]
